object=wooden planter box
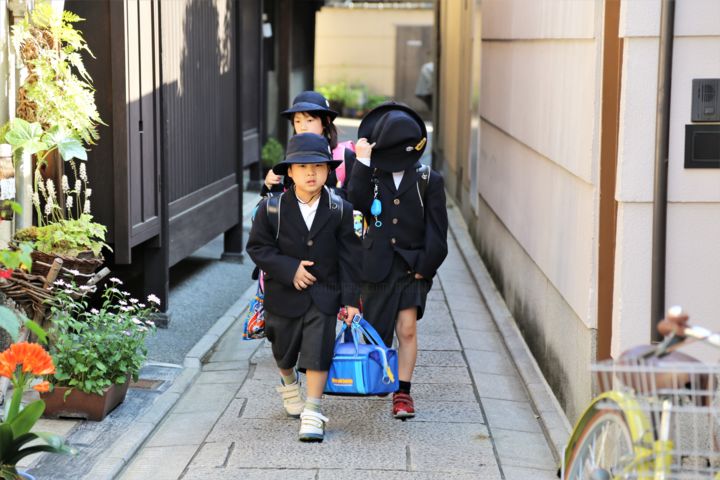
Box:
[41,381,129,421]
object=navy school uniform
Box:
[347,161,448,346]
[246,188,362,371]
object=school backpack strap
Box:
[266,193,283,240]
[416,164,431,209]
[325,186,344,224]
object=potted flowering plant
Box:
[41,279,158,421]
[2,1,107,280]
[0,342,76,480]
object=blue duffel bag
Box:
[324,315,399,396]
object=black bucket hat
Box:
[281,91,339,120]
[272,133,342,176]
[357,101,427,172]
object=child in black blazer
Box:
[347,102,448,420]
[247,133,362,442]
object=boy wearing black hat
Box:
[247,133,362,442]
[348,102,448,419]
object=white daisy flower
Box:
[130,298,139,304]
[131,318,142,325]
[110,277,123,284]
[147,294,161,305]
[53,279,66,286]
[90,308,99,314]
[118,300,127,306]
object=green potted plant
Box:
[2,2,106,279]
[41,279,158,421]
[261,137,284,174]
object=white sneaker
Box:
[299,409,328,442]
[276,381,304,418]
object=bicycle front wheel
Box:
[564,407,637,479]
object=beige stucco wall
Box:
[613,0,720,360]
[436,0,605,420]
[314,6,433,96]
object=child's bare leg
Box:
[396,307,418,381]
[304,370,329,399]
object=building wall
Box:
[437,0,605,420]
[613,0,720,360]
[314,6,433,96]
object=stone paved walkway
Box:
[119,203,566,479]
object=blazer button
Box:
[391,238,396,245]
[393,198,400,205]
[392,218,398,225]
[307,239,314,246]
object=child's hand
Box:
[355,138,375,159]
[293,260,316,290]
[265,170,283,189]
[414,273,424,280]
[345,306,360,325]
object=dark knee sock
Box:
[397,381,411,394]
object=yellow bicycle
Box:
[563,320,720,479]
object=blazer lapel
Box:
[284,189,309,234]
[307,190,332,239]
[378,170,397,193]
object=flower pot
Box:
[40,381,129,421]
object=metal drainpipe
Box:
[650,0,676,341]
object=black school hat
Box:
[272,133,342,176]
[357,101,427,172]
[281,91,339,120]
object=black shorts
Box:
[361,254,432,347]
[265,304,337,372]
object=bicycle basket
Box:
[591,356,720,478]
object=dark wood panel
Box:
[168,174,236,218]
[242,129,260,167]
[169,185,239,266]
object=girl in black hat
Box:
[262,91,356,199]
[248,133,362,442]
[347,102,448,420]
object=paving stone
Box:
[473,373,530,402]
[503,465,559,480]
[416,333,462,351]
[194,369,247,384]
[413,365,472,384]
[203,360,249,371]
[457,328,503,351]
[451,309,496,331]
[410,382,478,402]
[491,428,557,470]
[318,470,483,480]
[409,444,500,475]
[415,350,466,367]
[481,398,542,433]
[119,445,198,480]
[446,296,487,313]
[184,467,318,480]
[173,382,239,414]
[464,349,516,376]
[146,411,219,447]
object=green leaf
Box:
[53,133,87,161]
[24,319,47,345]
[9,400,45,437]
[4,119,47,155]
[0,306,20,341]
[0,423,13,459]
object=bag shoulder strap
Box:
[325,186,344,226]
[416,164,431,201]
[266,193,283,240]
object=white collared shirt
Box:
[357,157,404,188]
[297,196,320,230]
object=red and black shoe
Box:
[392,392,415,420]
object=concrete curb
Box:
[86,282,258,479]
[445,200,572,460]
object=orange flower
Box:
[0,347,18,379]
[33,380,50,392]
[2,342,55,377]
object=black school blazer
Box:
[246,188,362,318]
[347,161,448,283]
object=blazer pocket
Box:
[362,237,374,249]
